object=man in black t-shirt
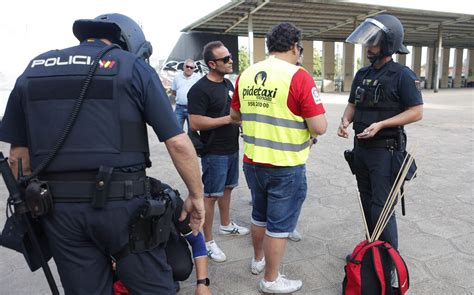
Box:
[188,41,249,263]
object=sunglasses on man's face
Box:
[185,65,195,69]
[297,44,304,56]
[213,54,232,64]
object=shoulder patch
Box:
[312,87,322,104]
[414,80,422,91]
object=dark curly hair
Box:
[266,22,302,53]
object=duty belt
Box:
[39,170,148,203]
[356,138,398,149]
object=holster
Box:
[24,179,54,218]
[128,177,175,253]
[92,166,114,208]
[0,214,53,272]
[344,149,356,175]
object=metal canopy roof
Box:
[182,0,474,48]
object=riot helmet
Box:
[73,13,153,61]
[346,14,409,57]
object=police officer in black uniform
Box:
[0,13,204,294]
[337,14,423,251]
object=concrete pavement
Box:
[0,88,473,294]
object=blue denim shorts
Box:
[201,152,239,197]
[243,162,307,238]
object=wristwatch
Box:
[197,277,210,286]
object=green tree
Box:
[313,49,322,78]
[334,54,342,79]
[238,46,250,73]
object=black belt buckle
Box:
[92,166,113,208]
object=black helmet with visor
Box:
[346,14,409,57]
[72,13,153,62]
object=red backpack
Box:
[343,240,409,295]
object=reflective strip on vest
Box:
[241,113,307,129]
[242,135,310,152]
[238,56,311,166]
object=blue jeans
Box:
[201,152,239,197]
[174,104,189,130]
[243,162,307,238]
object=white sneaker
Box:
[250,257,266,275]
[259,274,303,293]
[288,230,302,242]
[206,240,226,262]
[219,221,250,236]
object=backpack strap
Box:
[372,247,387,295]
[384,242,410,294]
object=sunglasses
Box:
[213,54,232,64]
[185,65,195,69]
[297,44,304,56]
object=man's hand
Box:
[180,196,205,235]
[337,118,350,138]
[195,284,211,295]
[356,122,383,139]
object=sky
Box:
[0,0,229,81]
[0,0,472,86]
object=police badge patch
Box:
[414,79,422,91]
[312,87,322,104]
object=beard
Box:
[367,52,382,64]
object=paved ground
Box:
[0,88,473,294]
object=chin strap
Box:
[369,53,393,67]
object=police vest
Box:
[23,43,150,172]
[353,61,406,139]
[239,56,311,166]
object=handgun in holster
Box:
[344,149,356,175]
[128,178,174,253]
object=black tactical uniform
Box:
[0,14,181,294]
[345,14,423,250]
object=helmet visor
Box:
[346,21,384,47]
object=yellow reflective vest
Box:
[238,56,311,166]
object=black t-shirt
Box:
[187,76,239,154]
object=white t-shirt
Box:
[172,72,201,105]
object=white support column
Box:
[248,14,254,65]
[453,48,463,88]
[433,25,442,92]
[440,47,450,88]
[412,46,422,78]
[322,41,335,92]
[301,40,313,74]
[343,43,354,92]
[253,38,266,63]
[397,54,406,65]
[468,49,474,85]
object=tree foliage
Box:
[238,46,250,73]
[313,49,322,78]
